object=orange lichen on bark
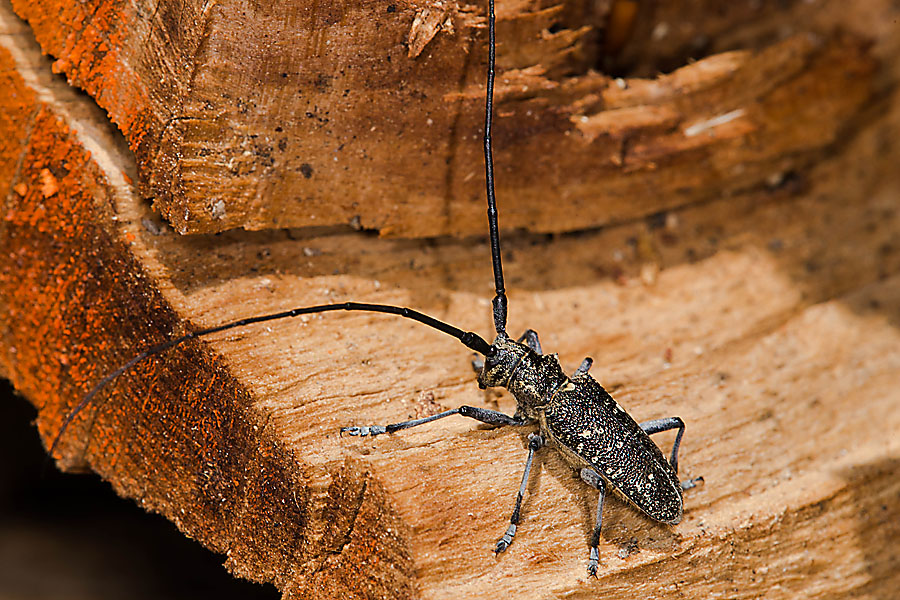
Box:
[11,0,155,153]
[0,35,414,598]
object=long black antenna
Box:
[484,0,508,335]
[50,1,510,460]
[48,302,491,459]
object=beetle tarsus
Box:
[587,547,600,577]
[495,524,516,553]
[340,425,387,437]
[681,475,704,490]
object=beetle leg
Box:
[341,406,532,437]
[574,357,593,377]
[496,433,544,553]
[580,467,607,577]
[457,405,533,427]
[639,416,686,473]
[516,329,542,354]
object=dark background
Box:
[0,378,278,599]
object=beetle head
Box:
[477,333,528,389]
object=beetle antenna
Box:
[48,302,491,459]
[484,0,507,336]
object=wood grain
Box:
[8,0,875,238]
[2,1,900,598]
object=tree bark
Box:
[2,1,899,599]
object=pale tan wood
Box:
[8,0,874,238]
[2,0,900,598]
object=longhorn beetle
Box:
[49,0,700,576]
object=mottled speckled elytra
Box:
[50,0,699,577]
